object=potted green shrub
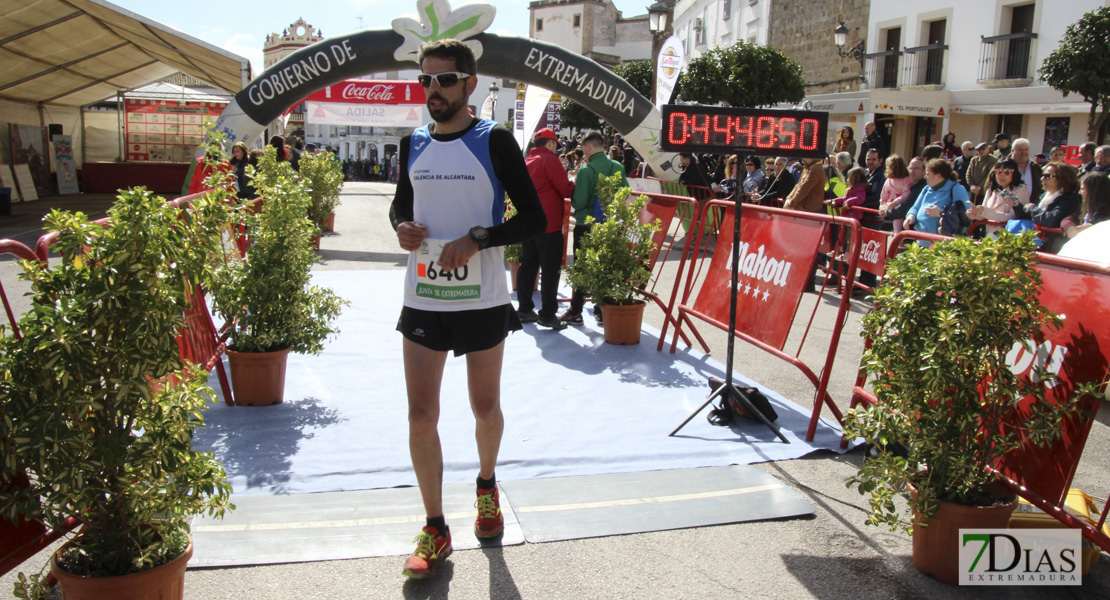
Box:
[843,232,1091,585]
[299,149,344,238]
[210,146,347,406]
[564,175,660,345]
[0,188,233,600]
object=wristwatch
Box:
[468,226,490,249]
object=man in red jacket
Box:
[518,128,573,330]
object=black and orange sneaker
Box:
[474,487,504,538]
[402,526,453,579]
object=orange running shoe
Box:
[474,486,504,538]
[402,526,453,579]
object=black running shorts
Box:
[396,304,522,356]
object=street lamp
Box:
[488,82,499,122]
[834,21,866,69]
[648,1,673,107]
[647,1,669,34]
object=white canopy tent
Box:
[0,0,251,172]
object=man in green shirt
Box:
[560,131,629,325]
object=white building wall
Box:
[532,4,585,54]
[674,0,772,60]
[855,0,1108,156]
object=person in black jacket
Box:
[857,122,886,168]
[678,153,712,190]
[752,157,794,205]
[229,142,255,200]
[953,141,974,191]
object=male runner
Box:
[389,39,545,579]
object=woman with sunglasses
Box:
[740,156,764,197]
[1012,161,1081,229]
[969,158,1029,236]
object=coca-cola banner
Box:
[857,228,888,274]
[690,207,822,350]
[210,0,683,179]
[300,80,426,105]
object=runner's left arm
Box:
[487,125,546,247]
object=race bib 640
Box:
[415,238,482,301]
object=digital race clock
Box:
[660,105,830,159]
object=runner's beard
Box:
[428,94,466,123]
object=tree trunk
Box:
[1097,99,1110,145]
[1088,102,1098,142]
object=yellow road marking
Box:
[193,483,783,532]
[516,484,782,513]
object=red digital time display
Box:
[661,105,830,159]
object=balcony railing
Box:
[902,43,947,88]
[864,50,902,90]
[978,31,1038,87]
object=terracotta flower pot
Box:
[601,300,646,345]
[226,346,291,406]
[51,541,193,600]
[311,234,321,250]
[910,486,1018,585]
[323,213,335,232]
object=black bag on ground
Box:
[706,377,779,426]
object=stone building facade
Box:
[768,0,871,95]
[262,18,324,140]
[263,18,324,69]
[529,0,652,67]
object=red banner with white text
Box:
[300,80,426,104]
[857,228,888,274]
[690,207,822,350]
[996,259,1110,504]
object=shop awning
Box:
[949,87,1090,115]
[0,0,252,108]
[797,90,950,118]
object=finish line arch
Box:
[213,0,681,179]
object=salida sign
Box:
[301,79,426,128]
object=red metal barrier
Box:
[819,206,890,296]
[848,229,1110,551]
[0,239,39,340]
[33,193,238,405]
[559,192,700,352]
[633,192,701,351]
[0,240,79,580]
[669,201,863,440]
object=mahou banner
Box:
[690,207,822,350]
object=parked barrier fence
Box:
[667,200,864,440]
[0,239,79,581]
